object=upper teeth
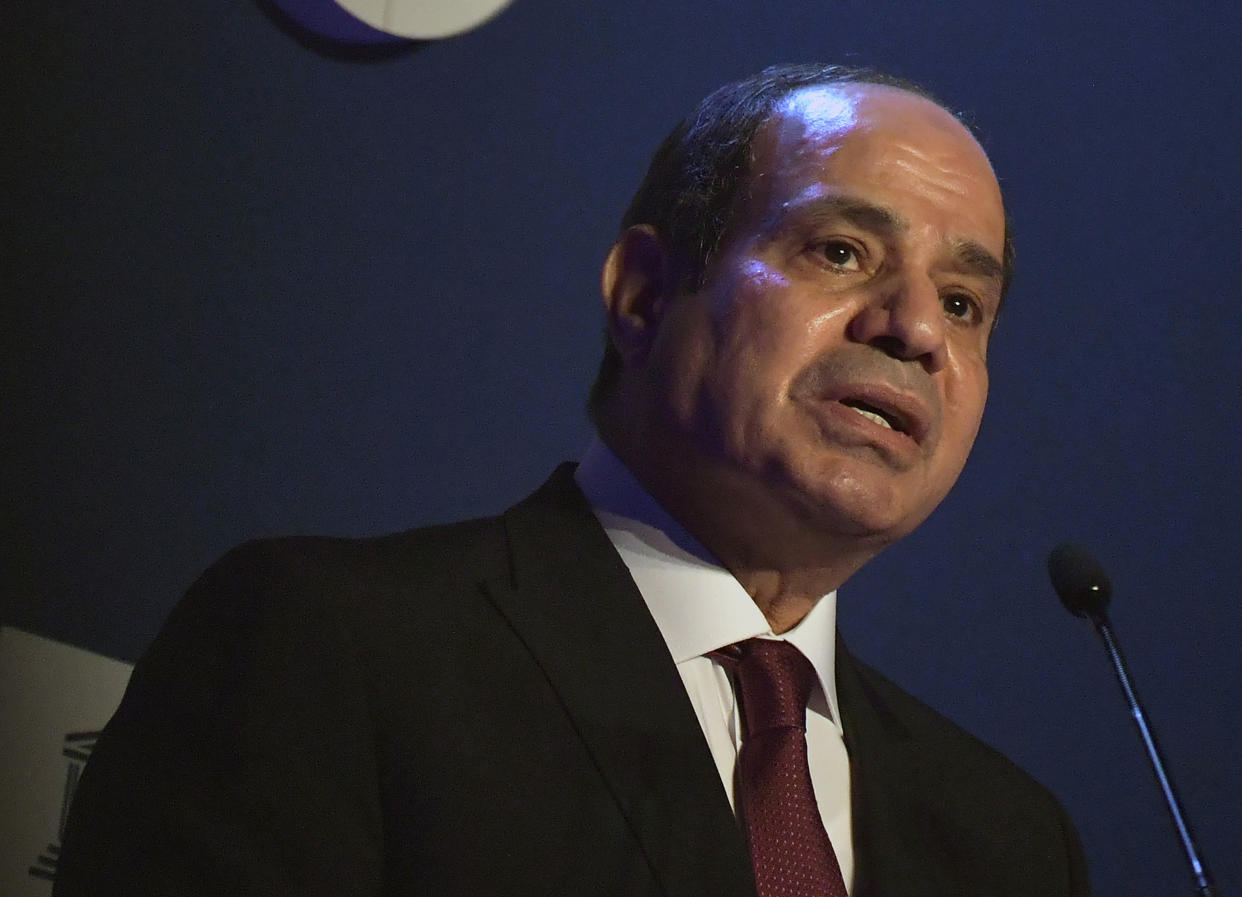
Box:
[850,406,892,429]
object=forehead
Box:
[741,85,1005,256]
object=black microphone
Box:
[1047,544,1219,897]
[1047,543,1111,619]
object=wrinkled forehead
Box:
[744,84,1005,251]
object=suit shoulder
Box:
[211,514,509,590]
[161,514,509,643]
[845,653,1091,893]
[848,653,1058,798]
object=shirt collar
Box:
[575,436,841,726]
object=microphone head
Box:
[1047,543,1112,619]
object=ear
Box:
[600,224,675,368]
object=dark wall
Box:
[6,0,1240,893]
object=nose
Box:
[846,272,948,373]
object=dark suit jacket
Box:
[55,465,1089,897]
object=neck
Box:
[597,417,885,632]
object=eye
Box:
[941,292,979,322]
[820,240,862,271]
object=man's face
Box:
[645,85,1007,546]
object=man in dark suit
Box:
[55,64,1090,896]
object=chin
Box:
[782,459,936,543]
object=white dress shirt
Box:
[575,438,854,891]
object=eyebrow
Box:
[769,193,1005,287]
[947,239,1005,287]
[770,194,907,238]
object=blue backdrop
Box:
[6,0,1240,893]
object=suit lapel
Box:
[485,466,755,897]
[837,640,963,897]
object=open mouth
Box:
[839,398,906,434]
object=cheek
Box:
[691,270,796,450]
[940,360,989,459]
[708,262,788,335]
[709,264,839,383]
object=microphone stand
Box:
[1086,610,1219,897]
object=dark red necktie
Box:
[715,639,848,897]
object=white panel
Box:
[0,628,133,895]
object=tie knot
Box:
[716,639,817,735]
